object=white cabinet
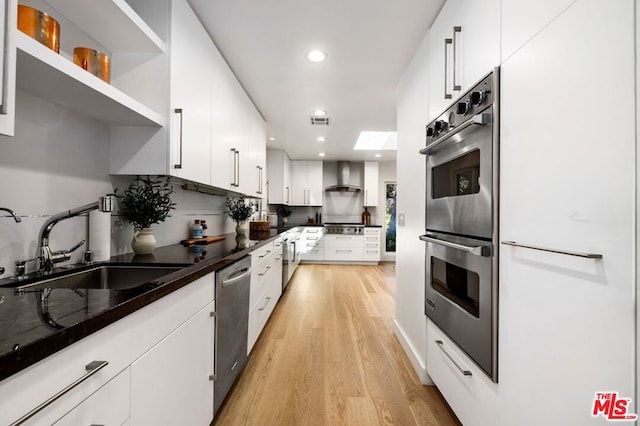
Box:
[248,240,282,353]
[0,315,132,425]
[56,368,130,426]
[168,0,212,184]
[0,0,16,136]
[499,0,635,424]
[323,235,363,262]
[290,160,323,206]
[363,228,381,262]
[427,0,500,120]
[426,320,497,426]
[363,161,379,207]
[130,301,215,425]
[501,0,575,61]
[299,227,324,261]
[266,149,292,205]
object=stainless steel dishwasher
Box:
[213,255,251,415]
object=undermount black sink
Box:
[4,264,189,291]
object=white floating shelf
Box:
[43,0,166,53]
[16,32,165,127]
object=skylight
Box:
[353,131,397,151]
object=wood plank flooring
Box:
[214,263,460,426]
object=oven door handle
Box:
[420,112,491,155]
[420,235,490,257]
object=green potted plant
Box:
[226,195,254,236]
[117,175,176,254]
[277,205,292,226]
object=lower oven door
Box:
[421,231,496,381]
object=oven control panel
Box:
[425,72,495,141]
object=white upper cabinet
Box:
[499,0,635,423]
[501,0,575,61]
[108,0,265,195]
[0,0,16,136]
[363,161,379,207]
[427,0,500,120]
[169,0,212,185]
[266,149,291,205]
[290,160,323,206]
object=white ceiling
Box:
[188,0,444,162]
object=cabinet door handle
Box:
[258,266,271,276]
[257,166,263,194]
[435,340,472,376]
[452,26,462,91]
[12,361,109,425]
[501,241,603,259]
[236,150,241,187]
[258,296,271,311]
[173,108,183,169]
[258,250,272,258]
[230,148,238,187]
[286,187,290,204]
[210,311,218,381]
[336,250,352,253]
[444,38,453,99]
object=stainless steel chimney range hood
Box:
[325,161,362,192]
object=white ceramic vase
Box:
[235,220,249,237]
[131,227,156,255]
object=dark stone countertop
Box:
[0,230,282,381]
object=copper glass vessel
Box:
[73,47,111,83]
[18,5,60,53]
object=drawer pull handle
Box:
[258,266,271,276]
[501,241,603,259]
[12,361,109,425]
[258,297,271,311]
[435,340,471,377]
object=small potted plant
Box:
[117,175,176,254]
[226,195,254,236]
[277,205,292,226]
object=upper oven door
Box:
[425,107,494,239]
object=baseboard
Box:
[393,320,433,385]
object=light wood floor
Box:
[214,263,460,426]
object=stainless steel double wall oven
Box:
[420,68,499,382]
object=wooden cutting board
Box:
[180,235,226,247]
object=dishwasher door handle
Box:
[221,267,251,287]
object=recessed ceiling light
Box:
[307,50,327,62]
[375,153,382,158]
[317,136,326,142]
[313,109,327,117]
[268,137,276,141]
[318,152,326,157]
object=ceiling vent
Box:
[310,116,331,125]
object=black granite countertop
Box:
[0,230,281,381]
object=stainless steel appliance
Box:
[420,68,499,382]
[282,229,301,290]
[214,256,251,415]
[323,223,364,234]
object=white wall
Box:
[395,31,430,383]
[0,90,231,278]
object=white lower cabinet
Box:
[323,235,363,262]
[130,300,215,425]
[0,272,217,425]
[0,315,132,425]
[299,227,324,261]
[426,320,497,426]
[55,368,130,426]
[248,243,283,354]
[363,228,381,262]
